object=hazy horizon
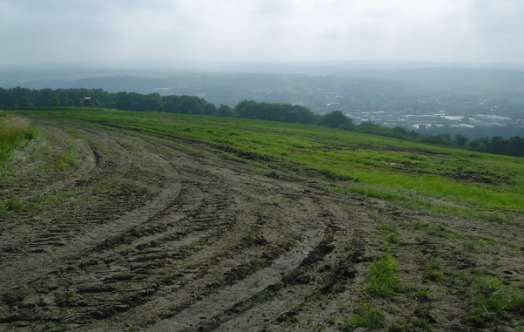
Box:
[1,0,524,68]
[2,60,524,72]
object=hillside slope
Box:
[0,109,523,331]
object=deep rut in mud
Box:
[0,122,370,332]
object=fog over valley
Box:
[1,1,524,137]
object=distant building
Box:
[82,97,93,106]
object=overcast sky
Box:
[1,0,523,67]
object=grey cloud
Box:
[0,0,523,66]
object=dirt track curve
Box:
[0,121,378,331]
[3,119,523,331]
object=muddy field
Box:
[0,118,523,331]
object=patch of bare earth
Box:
[0,119,522,331]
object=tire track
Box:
[146,226,325,332]
[1,121,358,332]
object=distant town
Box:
[344,110,523,130]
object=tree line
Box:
[360,125,524,157]
[1,87,522,157]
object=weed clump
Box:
[469,275,524,325]
[0,116,37,167]
[380,224,401,245]
[415,287,433,302]
[0,198,30,216]
[365,254,400,297]
[343,303,385,331]
[54,144,77,171]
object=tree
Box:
[453,134,468,147]
[318,111,353,129]
[1,87,522,158]
[235,100,316,124]
[216,105,234,117]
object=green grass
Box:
[414,220,461,240]
[415,287,433,302]
[343,304,386,331]
[380,223,401,245]
[0,197,30,215]
[0,115,36,169]
[365,254,401,297]
[54,144,77,171]
[19,109,524,218]
[469,275,524,324]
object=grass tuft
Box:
[469,275,524,324]
[415,287,433,302]
[365,254,401,297]
[0,116,36,168]
[380,223,401,245]
[0,197,33,217]
[54,144,77,171]
[343,304,385,331]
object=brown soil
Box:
[0,119,522,332]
